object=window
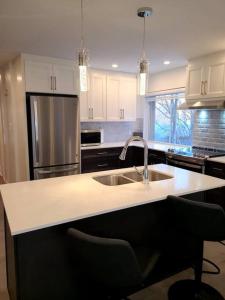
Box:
[146,92,193,145]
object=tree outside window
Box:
[148,93,193,145]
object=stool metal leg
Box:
[168,241,224,300]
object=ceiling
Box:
[1,0,225,73]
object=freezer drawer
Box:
[33,164,80,180]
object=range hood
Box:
[177,100,225,110]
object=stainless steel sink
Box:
[93,174,133,186]
[93,170,173,186]
[122,170,173,182]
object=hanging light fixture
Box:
[78,0,89,92]
[137,7,153,96]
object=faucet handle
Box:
[134,166,144,175]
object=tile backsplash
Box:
[81,118,143,143]
[193,110,225,150]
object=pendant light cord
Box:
[142,16,146,59]
[80,0,85,49]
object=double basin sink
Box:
[93,170,173,186]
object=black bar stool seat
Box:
[67,228,160,299]
[167,195,225,300]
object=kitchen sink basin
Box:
[93,174,133,186]
[93,170,173,186]
[123,170,173,182]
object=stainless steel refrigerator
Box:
[27,94,80,180]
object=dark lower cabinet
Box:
[81,146,167,173]
[148,149,167,165]
[205,161,225,210]
[81,147,122,173]
[205,160,225,179]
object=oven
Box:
[167,154,205,173]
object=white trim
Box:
[146,87,185,99]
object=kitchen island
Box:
[1,164,225,300]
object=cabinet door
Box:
[80,91,90,121]
[120,76,137,121]
[89,72,106,121]
[205,62,225,98]
[53,64,78,95]
[185,66,205,100]
[25,61,53,93]
[106,76,121,121]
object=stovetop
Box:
[167,146,225,159]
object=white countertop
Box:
[81,141,185,152]
[1,164,225,236]
[208,156,225,164]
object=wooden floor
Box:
[0,197,225,300]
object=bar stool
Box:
[67,228,160,299]
[167,195,225,300]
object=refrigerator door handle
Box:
[33,100,39,165]
[36,165,79,175]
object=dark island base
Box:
[5,187,225,300]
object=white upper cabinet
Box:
[89,71,107,121]
[53,64,77,95]
[79,69,137,122]
[186,52,225,100]
[24,55,78,95]
[205,62,225,98]
[79,91,90,121]
[186,66,204,100]
[25,61,53,93]
[106,75,137,121]
[106,75,121,121]
[120,76,136,121]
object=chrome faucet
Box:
[119,136,149,184]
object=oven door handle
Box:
[167,158,202,170]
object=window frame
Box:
[143,88,193,146]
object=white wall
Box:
[148,66,186,93]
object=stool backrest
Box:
[167,196,225,241]
[67,228,143,289]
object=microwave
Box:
[81,129,103,147]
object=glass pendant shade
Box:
[78,48,89,92]
[139,59,149,96]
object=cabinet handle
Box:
[97,163,108,167]
[88,107,91,119]
[212,167,223,172]
[91,107,94,119]
[97,152,108,155]
[122,109,125,119]
[50,76,53,90]
[204,80,207,95]
[54,76,57,91]
[120,109,123,119]
[201,81,204,95]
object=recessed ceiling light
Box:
[164,60,171,65]
[112,64,118,68]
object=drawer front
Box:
[82,148,122,159]
[82,157,120,173]
[205,161,225,179]
[81,147,122,173]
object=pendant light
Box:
[137,7,153,96]
[78,0,89,92]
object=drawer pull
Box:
[212,167,223,172]
[97,163,108,167]
[97,152,109,155]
